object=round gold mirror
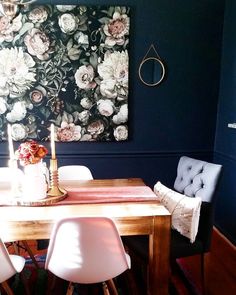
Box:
[138,57,165,87]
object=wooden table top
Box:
[0,178,170,220]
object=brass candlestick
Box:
[47,158,67,197]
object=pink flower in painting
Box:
[24,28,51,60]
[28,6,48,23]
[30,86,46,105]
[103,12,129,46]
[87,120,105,136]
[56,122,82,142]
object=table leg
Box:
[148,215,170,295]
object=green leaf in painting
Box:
[89,52,98,69]
[12,22,34,44]
[98,17,110,24]
[67,39,73,51]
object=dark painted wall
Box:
[214,0,236,244]
[1,1,229,238]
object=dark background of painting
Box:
[1,0,235,245]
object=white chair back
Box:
[0,167,24,190]
[0,238,25,283]
[45,217,130,284]
[58,165,93,181]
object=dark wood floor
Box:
[172,227,236,295]
[3,227,235,295]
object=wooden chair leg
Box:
[13,242,19,255]
[106,279,118,295]
[1,281,14,295]
[102,282,111,295]
[21,240,40,269]
[66,282,74,295]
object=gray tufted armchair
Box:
[123,156,222,294]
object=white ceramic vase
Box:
[22,161,47,200]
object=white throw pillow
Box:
[154,181,202,243]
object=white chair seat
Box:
[0,238,25,284]
[9,254,25,273]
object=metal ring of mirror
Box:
[138,57,165,87]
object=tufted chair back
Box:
[172,156,222,256]
[174,156,222,202]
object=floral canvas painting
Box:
[0,5,130,142]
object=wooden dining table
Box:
[0,178,171,295]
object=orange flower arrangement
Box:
[15,140,48,166]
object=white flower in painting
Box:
[80,133,95,141]
[56,5,76,12]
[80,133,93,141]
[78,110,90,123]
[0,97,7,114]
[113,125,128,141]
[97,99,114,117]
[80,97,93,109]
[0,14,22,43]
[98,50,128,99]
[75,65,96,90]
[11,123,27,140]
[59,13,78,34]
[103,12,130,46]
[6,101,27,122]
[0,47,36,96]
[74,31,89,45]
[100,80,117,99]
[112,104,128,124]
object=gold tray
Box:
[4,191,67,207]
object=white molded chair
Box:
[38,165,94,252]
[45,217,131,295]
[0,167,39,268]
[0,237,26,295]
[58,165,93,181]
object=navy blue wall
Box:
[0,0,224,183]
[1,1,229,237]
[214,0,236,244]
